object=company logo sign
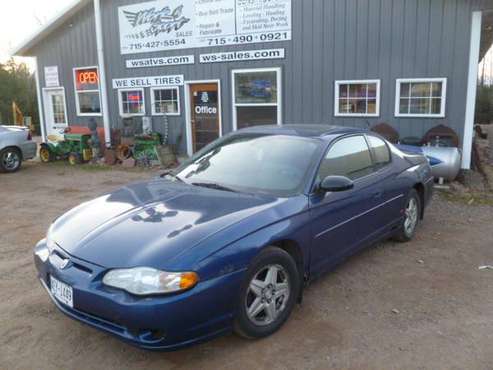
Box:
[123,5,190,38]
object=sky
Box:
[0,0,69,64]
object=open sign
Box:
[75,68,99,91]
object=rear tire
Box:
[394,189,421,242]
[39,145,54,163]
[0,147,22,173]
[234,247,300,339]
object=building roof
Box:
[11,0,91,56]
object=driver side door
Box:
[308,135,383,276]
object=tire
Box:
[0,147,22,173]
[68,152,82,166]
[234,247,300,339]
[394,189,421,242]
[39,145,54,163]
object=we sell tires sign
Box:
[118,0,291,55]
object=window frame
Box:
[394,77,447,118]
[334,79,381,117]
[365,134,392,170]
[150,86,181,116]
[312,134,376,192]
[231,67,282,131]
[72,66,102,117]
[118,88,146,117]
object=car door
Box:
[308,135,385,276]
[366,135,405,231]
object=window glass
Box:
[336,81,379,116]
[51,94,66,124]
[152,88,179,114]
[318,136,373,180]
[234,71,277,104]
[77,91,101,114]
[398,80,445,116]
[176,135,320,197]
[74,67,101,115]
[236,106,277,130]
[120,90,145,115]
[367,136,391,168]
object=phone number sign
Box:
[118,0,291,55]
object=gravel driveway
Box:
[1,162,493,370]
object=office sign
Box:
[44,66,59,87]
[118,0,291,55]
[126,55,195,69]
[200,48,285,64]
[112,75,184,89]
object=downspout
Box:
[94,0,111,147]
[33,57,46,142]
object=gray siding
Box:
[33,4,99,127]
[31,0,486,154]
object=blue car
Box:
[34,125,433,350]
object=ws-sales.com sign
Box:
[118,0,291,55]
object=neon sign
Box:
[75,68,99,91]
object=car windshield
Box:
[175,134,321,197]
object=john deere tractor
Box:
[39,133,93,165]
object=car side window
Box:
[318,136,374,181]
[367,135,391,169]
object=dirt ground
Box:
[1,161,493,370]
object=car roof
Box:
[234,124,368,140]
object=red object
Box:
[27,131,32,141]
[75,68,99,91]
[66,125,106,151]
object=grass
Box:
[438,189,493,206]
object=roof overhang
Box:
[11,0,92,56]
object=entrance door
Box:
[189,83,220,153]
[43,88,68,140]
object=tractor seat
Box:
[47,135,63,143]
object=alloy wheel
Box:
[245,264,290,326]
[2,150,20,171]
[404,197,419,236]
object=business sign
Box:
[118,0,291,55]
[112,75,184,89]
[44,66,59,87]
[126,55,195,69]
[200,48,285,64]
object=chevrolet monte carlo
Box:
[34,125,433,350]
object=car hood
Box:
[48,179,289,269]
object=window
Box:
[232,68,282,130]
[73,67,101,116]
[151,87,180,115]
[118,88,145,116]
[335,80,380,117]
[318,136,373,180]
[395,78,447,117]
[367,135,391,169]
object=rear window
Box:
[367,135,391,168]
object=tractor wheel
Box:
[68,152,82,166]
[39,145,54,163]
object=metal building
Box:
[12,0,493,168]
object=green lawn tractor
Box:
[40,133,93,165]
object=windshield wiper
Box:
[160,171,184,183]
[191,182,238,193]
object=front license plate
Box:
[50,276,73,308]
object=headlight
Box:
[102,267,199,296]
[34,238,56,262]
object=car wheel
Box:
[0,147,22,173]
[234,247,300,339]
[394,189,421,242]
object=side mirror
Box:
[320,176,354,192]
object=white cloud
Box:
[0,0,69,63]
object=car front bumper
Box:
[34,240,245,350]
